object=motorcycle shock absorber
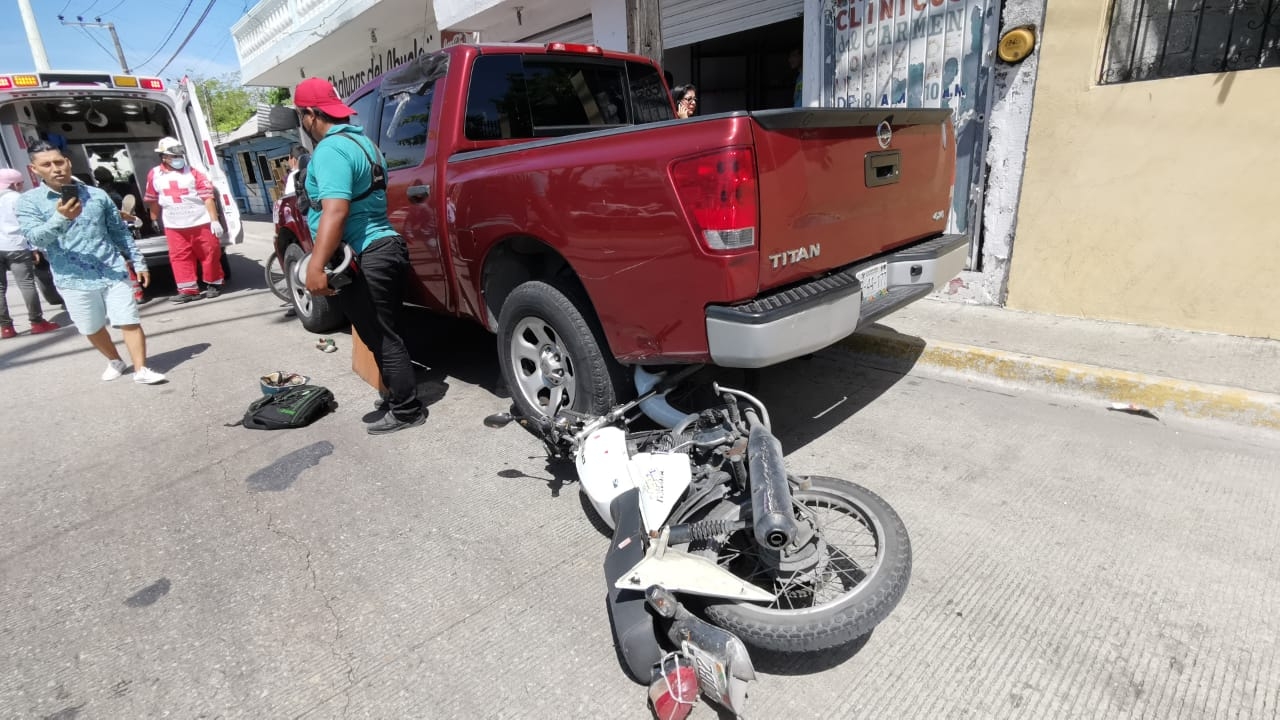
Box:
[666,518,750,545]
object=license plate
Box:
[856,262,888,304]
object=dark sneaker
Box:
[202,285,221,299]
[171,292,202,304]
[374,395,391,412]
[366,411,426,435]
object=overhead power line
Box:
[76,26,118,64]
[136,0,195,71]
[157,0,218,75]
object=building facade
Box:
[231,0,1278,339]
[1005,0,1280,339]
[215,105,298,215]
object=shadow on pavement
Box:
[146,342,212,373]
[397,306,507,398]
[356,366,452,423]
[223,252,269,293]
[141,251,267,300]
[313,301,927,455]
[663,335,926,455]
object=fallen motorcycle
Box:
[486,369,912,719]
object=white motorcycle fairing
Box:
[578,424,772,603]
[615,529,775,603]
[630,452,691,535]
[576,430,692,534]
[575,426,634,526]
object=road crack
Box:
[262,510,355,718]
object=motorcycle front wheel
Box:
[685,475,912,653]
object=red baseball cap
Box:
[293,77,357,118]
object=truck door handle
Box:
[407,184,431,203]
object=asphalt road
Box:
[2,223,1277,719]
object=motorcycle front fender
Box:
[602,488,663,684]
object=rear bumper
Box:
[705,234,968,368]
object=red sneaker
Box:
[0,325,15,339]
[30,320,60,334]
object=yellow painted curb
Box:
[839,331,1280,431]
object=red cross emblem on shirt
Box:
[162,180,187,204]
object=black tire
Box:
[283,244,347,334]
[496,280,629,421]
[686,475,912,653]
[264,251,290,302]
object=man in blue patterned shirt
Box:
[16,142,166,384]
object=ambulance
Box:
[0,70,242,267]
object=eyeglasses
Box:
[681,96,697,104]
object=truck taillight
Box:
[140,78,164,91]
[0,77,11,90]
[669,147,758,252]
[546,42,602,55]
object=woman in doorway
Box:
[673,84,698,119]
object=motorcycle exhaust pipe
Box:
[746,410,798,550]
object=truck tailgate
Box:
[749,108,956,291]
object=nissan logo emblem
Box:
[876,120,892,149]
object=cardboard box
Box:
[351,327,386,392]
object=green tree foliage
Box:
[189,74,259,134]
[263,87,291,106]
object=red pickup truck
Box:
[274,42,966,420]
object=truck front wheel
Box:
[497,280,627,421]
[283,244,347,334]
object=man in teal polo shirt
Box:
[294,76,424,434]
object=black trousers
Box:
[336,235,422,420]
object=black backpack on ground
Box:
[239,385,336,430]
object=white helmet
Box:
[154,137,185,155]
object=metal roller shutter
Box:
[662,0,803,49]
[521,15,595,45]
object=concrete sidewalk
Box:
[841,298,1280,430]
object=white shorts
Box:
[59,281,140,334]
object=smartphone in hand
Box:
[60,184,79,203]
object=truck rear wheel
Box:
[283,244,347,334]
[497,280,628,421]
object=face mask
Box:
[298,113,318,151]
[166,158,186,170]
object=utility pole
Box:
[625,0,662,66]
[59,15,130,73]
[17,0,52,72]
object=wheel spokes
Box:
[711,495,883,611]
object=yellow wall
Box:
[1006,1,1280,339]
